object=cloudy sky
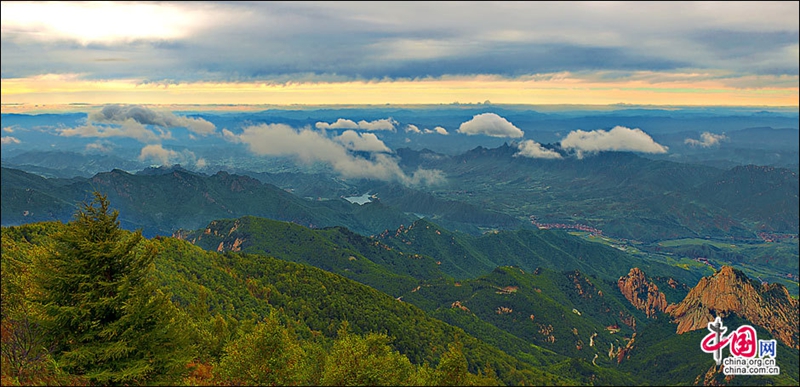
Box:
[1,1,798,107]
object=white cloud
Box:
[316,118,359,130]
[315,118,397,131]
[334,130,391,153]
[85,141,112,153]
[58,104,216,144]
[221,128,239,142]
[2,126,14,133]
[457,113,524,138]
[356,118,397,131]
[138,144,203,167]
[90,104,216,136]
[60,120,163,143]
[139,144,177,165]
[0,2,205,44]
[685,132,728,147]
[406,124,422,133]
[514,140,562,159]
[410,124,447,135]
[1,136,21,145]
[560,126,668,155]
[433,126,448,135]
[228,123,442,186]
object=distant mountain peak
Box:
[136,164,192,176]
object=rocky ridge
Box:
[617,268,668,318]
[665,266,799,349]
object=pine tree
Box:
[36,192,192,384]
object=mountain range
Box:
[3,215,796,385]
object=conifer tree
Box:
[36,192,192,384]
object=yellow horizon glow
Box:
[2,73,798,111]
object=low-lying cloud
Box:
[457,113,524,138]
[316,118,398,131]
[1,136,21,145]
[316,118,359,130]
[426,126,449,135]
[85,141,113,153]
[685,132,727,147]
[90,104,216,136]
[334,130,391,153]
[560,126,668,156]
[139,144,206,168]
[406,124,422,133]
[60,120,165,143]
[407,124,448,135]
[58,104,217,144]
[514,140,562,159]
[227,123,443,186]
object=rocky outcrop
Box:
[618,268,668,318]
[666,266,799,349]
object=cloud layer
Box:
[457,113,524,138]
[334,130,391,153]
[227,123,442,186]
[90,105,216,135]
[316,118,397,131]
[57,104,217,144]
[1,136,21,145]
[560,126,668,155]
[139,144,206,168]
[60,120,164,143]
[3,2,795,97]
[685,132,728,147]
[514,140,562,159]
[428,127,449,135]
[406,124,448,135]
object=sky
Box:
[1,1,798,108]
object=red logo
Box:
[701,317,758,365]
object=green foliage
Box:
[405,147,796,241]
[149,224,561,385]
[33,193,193,384]
[183,216,449,298]
[1,167,416,237]
[216,311,310,386]
[425,341,503,386]
[619,315,799,386]
[547,357,642,386]
[214,316,504,387]
[654,239,799,295]
[403,266,642,364]
[6,206,795,385]
[1,222,88,386]
[319,323,418,386]
[380,218,700,285]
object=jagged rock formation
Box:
[666,266,799,349]
[618,268,668,318]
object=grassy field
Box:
[657,238,739,249]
